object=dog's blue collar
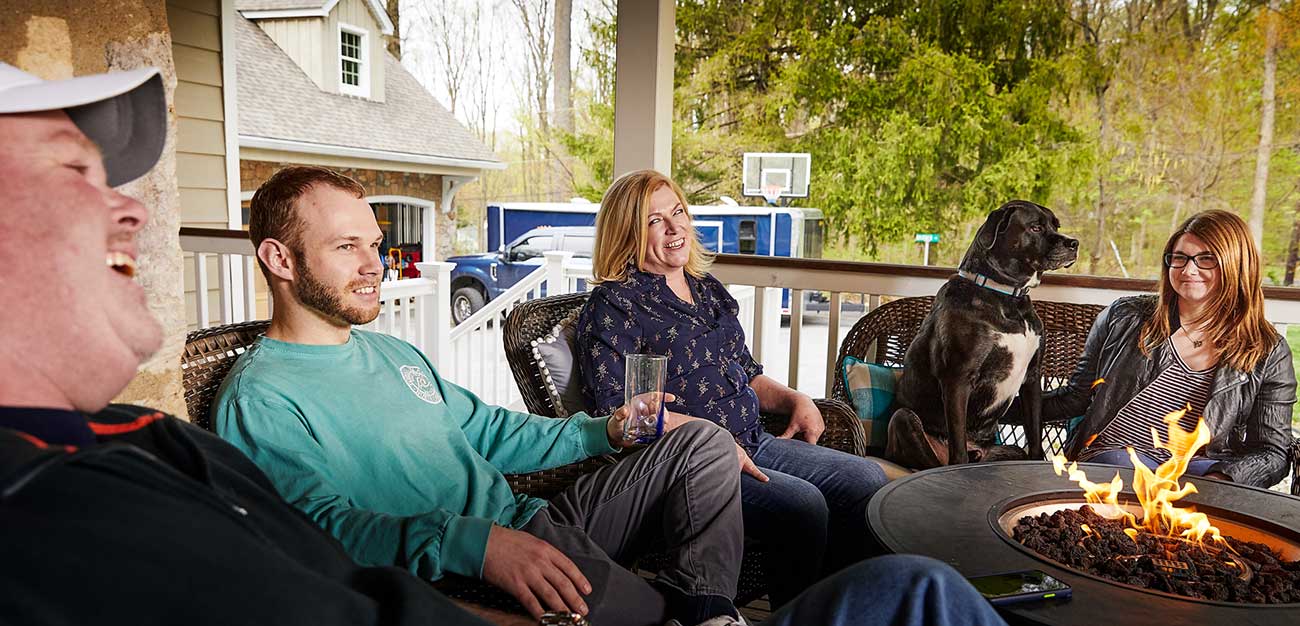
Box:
[957,269,1031,297]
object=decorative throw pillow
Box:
[531,310,589,416]
[841,357,903,450]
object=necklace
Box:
[1180,325,1204,348]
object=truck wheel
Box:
[452,287,485,325]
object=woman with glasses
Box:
[1027,210,1295,487]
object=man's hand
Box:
[605,393,678,448]
[737,442,768,482]
[482,525,591,619]
[778,393,824,445]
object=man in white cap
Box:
[0,62,495,625]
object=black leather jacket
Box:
[1045,295,1296,488]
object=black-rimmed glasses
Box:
[1164,253,1218,270]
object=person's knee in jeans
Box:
[1086,448,1159,470]
[765,554,1006,626]
[744,474,829,607]
[1084,449,1133,467]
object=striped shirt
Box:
[1080,339,1216,463]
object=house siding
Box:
[257,17,326,90]
[169,0,233,329]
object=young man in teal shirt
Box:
[211,167,745,626]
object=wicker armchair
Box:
[829,296,1105,455]
[181,321,587,616]
[504,292,865,454]
[501,292,867,606]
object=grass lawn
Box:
[1289,326,1300,432]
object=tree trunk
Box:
[1286,198,1300,286]
[1248,0,1279,248]
[550,0,574,198]
[386,0,401,57]
[1091,82,1109,273]
[552,0,573,135]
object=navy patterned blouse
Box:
[575,266,765,451]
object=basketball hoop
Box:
[761,183,784,206]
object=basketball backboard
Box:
[742,152,811,199]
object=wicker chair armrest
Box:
[1290,438,1299,497]
[814,398,866,456]
[503,455,616,500]
[758,398,865,457]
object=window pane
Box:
[341,31,361,60]
[342,59,359,85]
[522,236,554,250]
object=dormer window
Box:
[339,24,368,97]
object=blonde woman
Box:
[574,170,888,607]
[1035,210,1295,486]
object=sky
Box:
[399,0,606,140]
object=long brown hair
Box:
[590,169,713,283]
[1140,210,1277,371]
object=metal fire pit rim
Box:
[985,490,1300,609]
[867,461,1300,624]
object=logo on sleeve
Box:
[400,365,442,404]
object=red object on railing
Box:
[402,250,421,279]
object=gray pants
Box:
[523,420,742,626]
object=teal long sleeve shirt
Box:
[211,330,615,581]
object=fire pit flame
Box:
[1050,407,1227,547]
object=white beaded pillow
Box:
[530,310,588,417]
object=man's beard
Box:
[295,258,381,326]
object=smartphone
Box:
[967,569,1072,606]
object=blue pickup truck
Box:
[446,201,825,323]
[447,226,594,323]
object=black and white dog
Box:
[886,201,1079,468]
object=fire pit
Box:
[868,462,1300,625]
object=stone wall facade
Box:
[240,159,456,261]
[2,1,187,418]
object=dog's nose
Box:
[1066,238,1079,250]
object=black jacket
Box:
[0,404,488,626]
[1043,295,1296,488]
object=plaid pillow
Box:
[841,357,903,450]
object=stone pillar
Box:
[1,1,187,418]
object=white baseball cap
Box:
[0,62,166,187]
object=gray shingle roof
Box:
[235,14,500,168]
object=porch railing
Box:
[180,228,1300,410]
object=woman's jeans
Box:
[1082,448,1222,476]
[740,431,888,607]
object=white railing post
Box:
[194,252,210,329]
[545,250,574,296]
[752,287,767,364]
[418,262,455,372]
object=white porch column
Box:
[417,261,455,371]
[613,0,675,177]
